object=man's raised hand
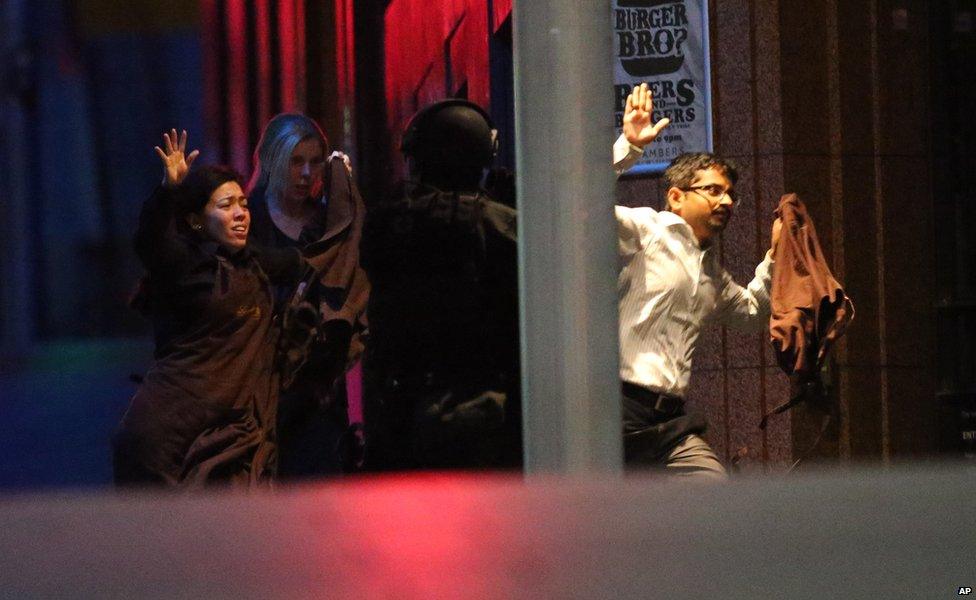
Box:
[154,129,200,187]
[622,83,670,148]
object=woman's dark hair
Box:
[175,165,244,217]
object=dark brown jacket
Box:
[249,157,370,365]
[115,186,304,488]
[769,193,854,409]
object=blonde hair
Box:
[247,113,330,201]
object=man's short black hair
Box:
[664,152,739,190]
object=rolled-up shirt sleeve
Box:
[615,206,646,259]
[715,250,775,331]
[612,134,653,258]
[613,134,645,176]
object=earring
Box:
[193,224,202,231]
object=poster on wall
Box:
[612,0,712,175]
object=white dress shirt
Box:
[613,135,774,397]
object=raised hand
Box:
[622,83,670,148]
[154,129,200,187]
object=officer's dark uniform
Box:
[361,100,521,470]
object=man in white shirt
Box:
[612,84,781,478]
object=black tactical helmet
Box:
[401,99,498,169]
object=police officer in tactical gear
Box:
[361,99,521,470]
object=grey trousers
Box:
[662,434,727,480]
[621,384,726,480]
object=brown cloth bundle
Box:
[301,156,370,359]
[761,193,854,430]
[276,156,370,389]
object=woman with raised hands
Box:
[112,129,304,488]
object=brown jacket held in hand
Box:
[763,193,854,428]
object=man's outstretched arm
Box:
[715,221,783,331]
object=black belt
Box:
[621,382,684,417]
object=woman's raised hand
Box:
[330,150,353,176]
[154,129,200,187]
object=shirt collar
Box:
[657,209,722,253]
[657,210,703,247]
[657,209,688,229]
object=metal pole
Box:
[513,0,622,473]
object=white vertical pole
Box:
[513,0,622,473]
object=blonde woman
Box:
[246,114,369,477]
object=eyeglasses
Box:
[681,184,737,205]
